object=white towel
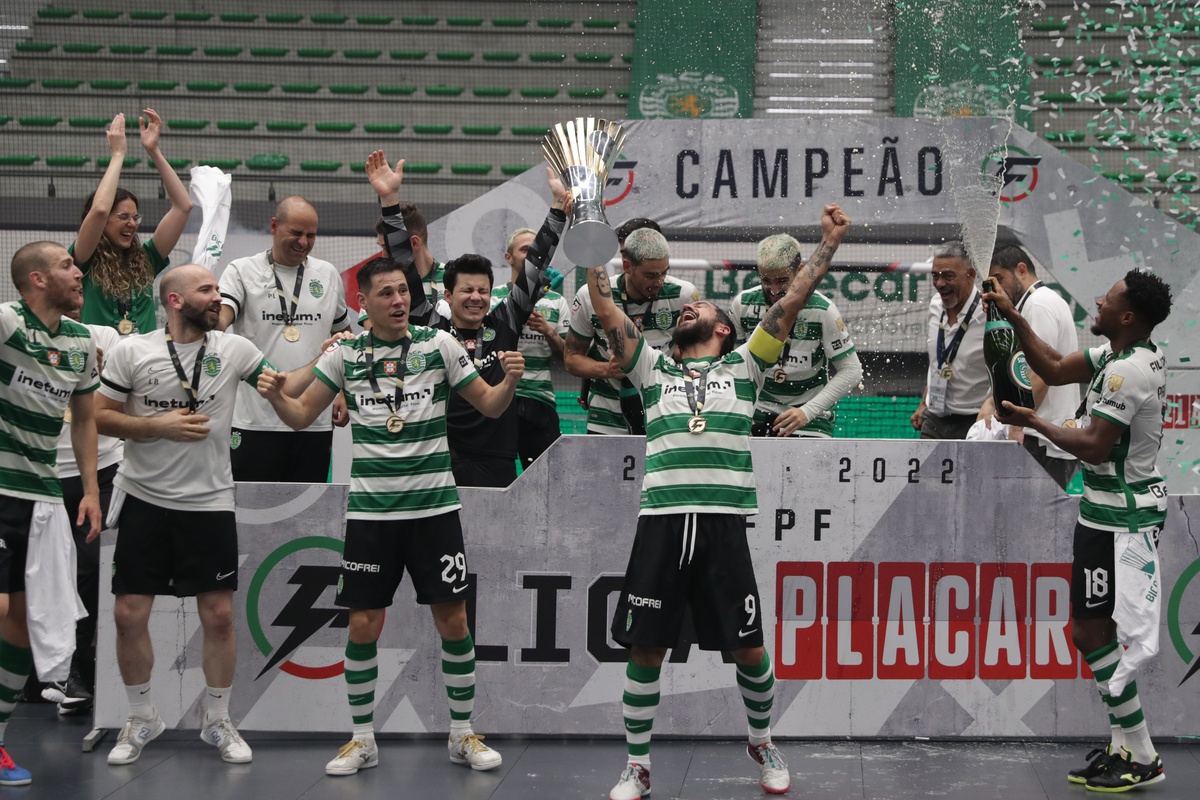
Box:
[189,165,233,271]
[1107,529,1162,696]
[25,502,87,682]
[965,416,1009,441]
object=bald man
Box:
[0,242,102,785]
[96,264,273,766]
[218,196,350,482]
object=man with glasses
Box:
[910,241,988,439]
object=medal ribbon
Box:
[1015,280,1044,314]
[164,325,206,413]
[681,362,711,419]
[454,327,485,367]
[936,293,981,369]
[618,274,658,332]
[363,331,412,419]
[266,250,306,330]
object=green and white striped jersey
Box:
[314,326,479,521]
[625,332,780,516]
[1,300,98,501]
[1078,341,1168,533]
[570,274,699,434]
[729,288,855,437]
[490,285,569,408]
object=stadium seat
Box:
[538,19,573,28]
[43,79,83,90]
[437,52,474,61]
[1103,171,1144,183]
[451,164,492,174]
[312,15,348,24]
[390,50,428,60]
[425,87,464,96]
[129,11,167,20]
[569,88,607,98]
[0,156,38,166]
[329,85,369,94]
[401,16,436,25]
[615,89,630,99]
[344,49,382,59]
[1038,93,1077,103]
[110,44,149,54]
[165,158,192,169]
[482,52,520,62]
[315,122,356,133]
[1034,57,1069,68]
[362,124,404,134]
[448,18,484,26]
[376,86,417,95]
[265,121,307,132]
[234,83,274,93]
[138,80,178,91]
[1096,131,1136,143]
[512,126,550,136]
[1082,56,1120,67]
[91,80,130,90]
[168,120,210,130]
[220,13,257,23]
[413,125,454,135]
[18,117,62,127]
[15,43,55,53]
[174,12,213,22]
[404,163,442,173]
[83,10,122,19]
[246,154,290,170]
[0,116,11,125]
[0,78,33,88]
[266,13,303,24]
[63,44,104,54]
[36,9,76,19]
[251,48,289,58]
[501,165,533,175]
[350,163,367,172]
[1159,169,1197,184]
[300,162,343,171]
[281,84,320,93]
[492,18,528,27]
[97,157,140,168]
[462,125,502,136]
[1029,20,1068,31]
[45,156,90,167]
[205,47,243,57]
[575,54,614,63]
[359,15,394,25]
[622,55,634,63]
[530,53,567,63]
[520,88,559,98]
[473,88,512,97]
[158,46,197,56]
[584,19,620,28]
[187,82,226,92]
[1044,131,1084,143]
[217,121,259,131]
[298,49,335,58]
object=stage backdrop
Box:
[96,437,1200,737]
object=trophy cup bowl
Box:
[542,117,629,267]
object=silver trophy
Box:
[542,117,629,267]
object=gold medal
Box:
[1062,419,1078,429]
[283,325,301,342]
[63,408,73,423]
[117,318,134,335]
[385,414,405,434]
[688,415,706,434]
[939,365,954,381]
[772,368,787,384]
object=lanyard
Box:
[164,325,206,412]
[363,331,412,417]
[454,327,485,368]
[936,293,980,369]
[1015,280,1044,314]
[266,250,306,327]
[681,362,711,417]
[618,274,657,332]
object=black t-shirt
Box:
[441,317,523,459]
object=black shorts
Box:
[1072,522,1163,619]
[0,495,34,595]
[516,396,561,468]
[231,428,333,483]
[611,513,763,651]
[336,511,469,609]
[449,453,517,488]
[112,494,239,597]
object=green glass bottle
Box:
[982,278,1035,413]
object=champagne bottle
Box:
[982,278,1035,413]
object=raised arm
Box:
[456,351,525,418]
[75,113,128,264]
[501,168,569,329]
[366,150,433,324]
[982,286,1092,386]
[141,109,194,258]
[257,368,339,430]
[585,267,642,371]
[760,204,850,343]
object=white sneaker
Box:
[107,711,166,765]
[201,717,253,763]
[610,763,651,800]
[448,732,502,771]
[747,741,790,794]
[325,739,379,776]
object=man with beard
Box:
[0,242,101,786]
[986,269,1172,792]
[587,205,850,800]
[95,264,272,766]
[218,196,351,482]
[730,233,862,437]
[910,241,989,439]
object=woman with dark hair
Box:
[72,109,193,334]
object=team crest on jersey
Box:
[230,430,242,450]
[835,317,846,332]
[203,354,222,378]
[48,350,61,366]
[383,360,398,376]
[481,327,496,342]
[792,319,807,338]
[407,351,427,374]
[654,308,673,330]
[626,610,633,631]
[336,574,344,595]
[1108,374,1125,393]
[66,346,87,372]
[309,279,324,298]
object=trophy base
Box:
[563,220,619,268]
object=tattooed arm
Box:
[585,265,642,371]
[761,203,851,343]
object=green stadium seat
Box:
[90,80,130,90]
[217,121,259,131]
[447,18,484,26]
[174,12,213,22]
[1029,20,1068,31]
[511,126,550,136]
[1166,131,1192,143]
[0,116,11,125]
[1082,56,1119,67]
[265,121,307,131]
[425,86,464,97]
[187,82,226,92]
[315,122,356,133]
[0,78,34,88]
[473,87,512,97]
[205,47,243,57]
[166,158,192,169]
[622,55,634,63]
[575,54,614,63]
[251,48,289,58]
[109,44,149,55]
[168,120,210,130]
[15,43,55,53]
[584,19,620,28]
[350,163,367,172]
[220,13,257,23]
[1097,131,1136,143]
[401,16,437,25]
[404,163,442,173]
[390,50,428,60]
[520,88,559,98]
[1159,169,1198,184]
[568,88,607,99]
[129,11,167,20]
[462,125,501,136]
[436,52,474,61]
[199,158,241,170]
[1034,56,1069,68]
[482,52,520,62]
[98,157,140,168]
[312,14,348,24]
[0,156,38,166]
[298,49,335,58]
[376,86,417,95]
[344,49,382,59]
[301,161,343,172]
[43,79,83,90]
[1100,92,1129,103]
[19,117,62,127]
[84,10,122,18]
[1038,93,1078,104]
[37,9,76,18]
[138,80,178,91]
[157,44,198,55]
[629,20,637,28]
[266,13,303,24]
[451,164,492,175]
[538,19,573,28]
[413,124,454,134]
[281,84,320,93]
[492,18,528,27]
[530,53,567,63]
[1044,131,1084,143]
[501,164,533,175]
[247,154,290,170]
[362,124,404,134]
[63,44,104,54]
[1131,56,1170,67]
[615,89,630,99]
[359,16,394,25]
[234,83,274,93]
[329,85,368,94]
[46,156,90,168]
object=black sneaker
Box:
[56,677,94,716]
[1086,748,1165,793]
[1068,748,1112,784]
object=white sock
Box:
[126,681,154,719]
[1108,723,1125,755]
[204,685,231,723]
[449,721,473,739]
[352,723,376,743]
[1122,721,1156,765]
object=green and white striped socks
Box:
[442,634,476,736]
[622,660,661,767]
[345,640,378,741]
[737,652,776,746]
[0,638,32,742]
[1086,640,1155,764]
